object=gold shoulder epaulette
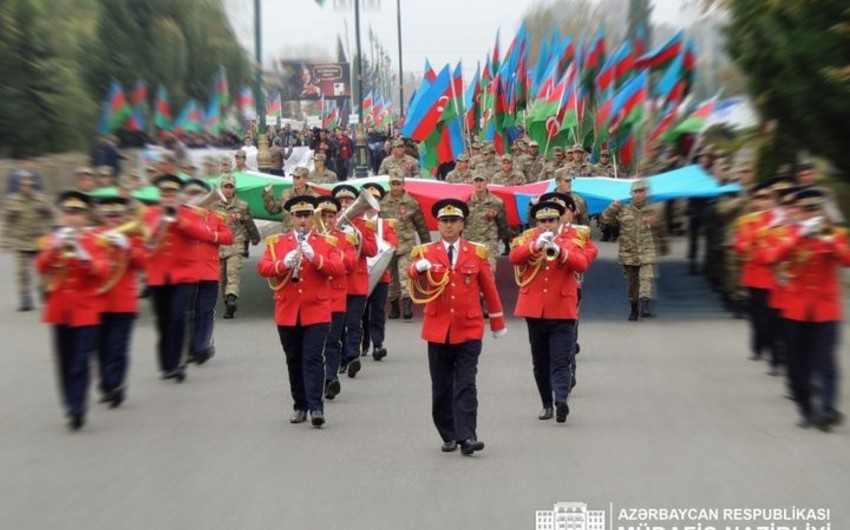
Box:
[363,219,377,231]
[522,228,537,243]
[468,241,490,260]
[510,235,525,248]
[575,225,591,236]
[37,235,51,250]
[264,235,279,246]
[324,234,339,247]
[345,233,357,245]
[737,211,762,228]
[215,211,227,221]
[833,226,848,237]
[387,219,398,230]
[410,243,429,259]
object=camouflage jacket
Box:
[465,191,509,245]
[213,198,261,258]
[540,160,565,181]
[491,170,526,186]
[473,160,501,181]
[601,201,665,265]
[380,191,431,254]
[379,154,419,178]
[592,163,618,178]
[309,168,337,185]
[261,185,318,232]
[519,154,545,182]
[444,168,473,184]
[1,192,54,251]
[716,194,749,246]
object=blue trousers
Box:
[189,281,219,359]
[362,282,389,351]
[323,311,346,382]
[526,318,576,407]
[427,340,482,443]
[278,322,329,413]
[97,313,136,395]
[786,320,840,418]
[53,325,99,415]
[150,283,195,373]
[343,294,367,363]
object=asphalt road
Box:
[1,237,848,530]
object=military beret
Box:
[531,201,565,220]
[431,198,468,220]
[283,195,316,214]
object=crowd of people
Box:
[1,126,846,444]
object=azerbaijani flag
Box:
[215,66,230,109]
[238,87,255,118]
[361,91,374,125]
[267,92,282,119]
[634,30,684,70]
[668,97,717,137]
[98,80,132,134]
[400,65,451,142]
[153,85,172,131]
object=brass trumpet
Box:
[98,219,144,243]
[540,231,559,262]
[290,227,306,283]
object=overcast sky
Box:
[225,0,697,84]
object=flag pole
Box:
[448,61,468,153]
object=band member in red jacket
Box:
[183,179,234,365]
[510,200,592,423]
[360,182,398,361]
[92,197,147,408]
[331,184,378,379]
[314,196,356,400]
[408,198,507,456]
[257,196,345,427]
[144,175,223,382]
[35,191,109,430]
[757,189,850,431]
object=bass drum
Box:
[367,239,396,295]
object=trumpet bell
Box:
[337,189,381,231]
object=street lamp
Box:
[353,0,368,177]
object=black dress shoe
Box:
[460,438,485,455]
[402,298,413,320]
[570,375,577,389]
[441,440,458,452]
[555,401,570,423]
[325,380,341,400]
[748,354,761,361]
[67,412,85,431]
[347,358,361,378]
[388,300,400,319]
[108,389,125,409]
[575,343,580,355]
[310,410,325,427]
[766,366,780,376]
[338,362,348,374]
[162,369,186,382]
[822,409,845,426]
[289,410,308,424]
[538,407,553,420]
[372,347,387,361]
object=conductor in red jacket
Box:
[257,196,345,427]
[510,200,592,423]
[408,198,507,456]
[35,191,109,430]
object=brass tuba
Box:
[187,184,226,211]
[337,189,381,256]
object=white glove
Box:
[340,224,356,235]
[800,216,824,237]
[283,249,299,268]
[58,227,75,239]
[75,244,91,262]
[768,209,785,227]
[492,328,508,339]
[299,240,315,261]
[415,258,432,272]
[535,232,554,250]
[50,233,65,249]
[106,232,129,249]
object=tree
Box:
[726,0,850,178]
[627,0,653,50]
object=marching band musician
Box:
[257,196,345,427]
[183,179,234,365]
[408,198,507,456]
[91,197,147,408]
[144,175,225,383]
[509,200,592,423]
[331,184,379,379]
[313,196,356,401]
[756,189,850,431]
[35,191,109,430]
[360,182,398,361]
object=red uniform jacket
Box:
[344,218,378,296]
[509,226,592,320]
[561,223,598,290]
[257,230,346,326]
[189,209,234,282]
[35,230,109,327]
[377,219,399,284]
[758,224,793,311]
[758,224,850,322]
[144,205,223,286]
[327,228,356,313]
[407,240,506,344]
[94,232,148,314]
[734,210,776,290]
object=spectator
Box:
[335,127,353,180]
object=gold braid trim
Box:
[97,248,129,295]
[408,269,451,304]
[266,240,293,292]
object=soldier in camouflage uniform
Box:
[592,148,618,178]
[1,173,54,310]
[464,173,509,273]
[214,173,261,319]
[202,156,220,180]
[552,169,591,226]
[378,139,420,177]
[445,154,474,184]
[309,153,337,184]
[520,141,545,182]
[491,155,526,186]
[473,145,501,181]
[380,170,431,320]
[469,143,483,171]
[262,166,318,232]
[716,160,755,317]
[600,179,666,321]
[562,145,591,177]
[540,147,567,181]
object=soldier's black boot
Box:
[639,298,654,318]
[388,300,400,319]
[402,298,413,320]
[628,302,639,321]
[223,294,237,319]
[18,294,33,312]
[501,238,510,256]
